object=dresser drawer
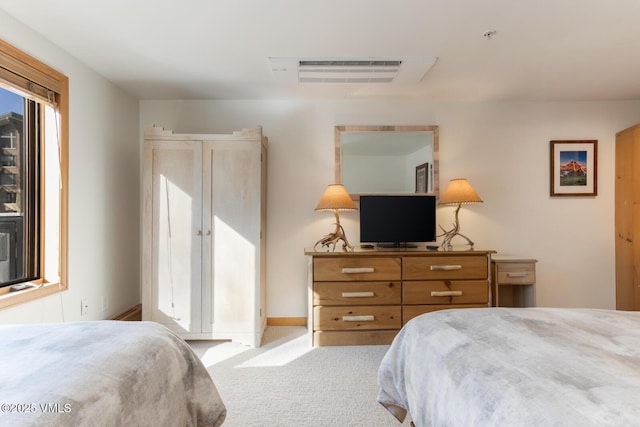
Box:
[313,306,402,331]
[403,280,488,305]
[313,257,401,281]
[403,304,487,324]
[313,330,398,346]
[403,255,488,280]
[314,281,401,306]
[495,262,536,284]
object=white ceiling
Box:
[2,0,640,102]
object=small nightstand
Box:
[491,256,537,307]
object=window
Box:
[0,40,68,309]
[0,87,39,286]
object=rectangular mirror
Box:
[335,125,439,199]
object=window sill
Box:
[0,281,67,310]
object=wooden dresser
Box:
[305,248,494,346]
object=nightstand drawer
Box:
[313,306,402,331]
[314,281,401,306]
[313,257,401,281]
[403,256,488,280]
[495,263,535,284]
[403,280,488,305]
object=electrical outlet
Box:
[101,296,108,312]
[80,298,88,316]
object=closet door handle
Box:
[196,230,203,236]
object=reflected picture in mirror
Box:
[335,125,439,199]
[415,162,429,193]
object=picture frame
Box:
[415,162,428,193]
[550,140,597,197]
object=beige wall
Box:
[0,10,140,323]
[5,6,639,325]
[141,100,640,317]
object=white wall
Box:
[0,11,140,323]
[3,10,636,326]
[141,99,640,317]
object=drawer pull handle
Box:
[507,272,527,278]
[342,291,375,298]
[431,291,463,297]
[430,265,462,271]
[342,267,375,274]
[343,315,375,322]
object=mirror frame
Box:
[335,125,439,200]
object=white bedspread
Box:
[377,307,640,427]
[0,321,226,427]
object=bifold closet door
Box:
[145,140,203,333]
[201,140,261,337]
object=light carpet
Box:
[189,327,410,427]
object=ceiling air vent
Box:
[269,57,437,84]
[298,60,402,83]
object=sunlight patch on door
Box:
[157,173,193,331]
[211,216,255,325]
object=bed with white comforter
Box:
[0,320,226,427]
[377,307,640,427]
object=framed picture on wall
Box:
[415,162,428,193]
[550,140,597,197]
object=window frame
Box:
[0,39,68,309]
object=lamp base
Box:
[438,203,475,251]
[314,212,354,252]
[439,230,475,251]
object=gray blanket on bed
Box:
[377,307,640,427]
[0,321,226,427]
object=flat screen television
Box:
[359,195,436,247]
